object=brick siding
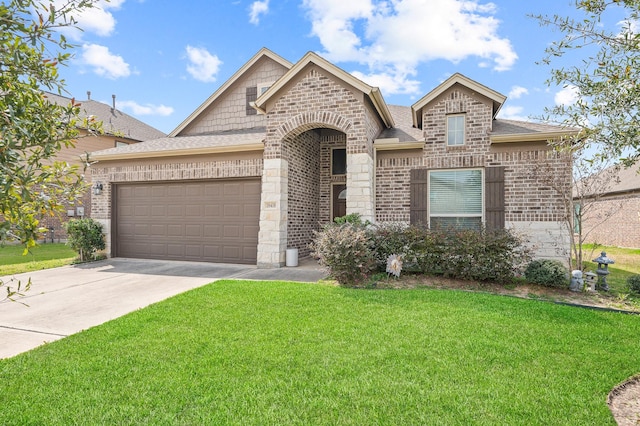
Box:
[284,130,320,257]
[582,194,640,248]
[375,88,570,226]
[90,157,263,222]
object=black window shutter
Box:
[485,166,505,230]
[246,86,257,115]
[410,169,429,225]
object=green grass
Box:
[581,244,640,296]
[1,280,638,425]
[0,243,77,276]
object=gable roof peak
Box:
[411,73,506,129]
[169,47,293,137]
[252,50,395,128]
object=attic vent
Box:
[246,86,257,116]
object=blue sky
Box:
[53,0,628,135]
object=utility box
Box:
[286,248,298,267]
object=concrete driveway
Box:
[0,258,326,359]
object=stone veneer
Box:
[257,67,383,266]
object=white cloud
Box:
[351,69,420,95]
[508,85,529,99]
[555,85,579,106]
[117,100,174,116]
[50,0,125,40]
[185,46,222,83]
[82,44,130,79]
[249,0,270,25]
[497,105,528,121]
[302,0,517,95]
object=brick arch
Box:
[275,111,353,141]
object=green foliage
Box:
[0,0,100,248]
[524,259,570,288]
[0,243,77,275]
[333,213,370,225]
[534,2,640,166]
[64,218,105,262]
[310,223,376,286]
[627,274,640,295]
[1,281,639,424]
[313,223,531,285]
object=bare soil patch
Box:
[366,274,639,313]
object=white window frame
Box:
[446,114,465,146]
[257,81,273,96]
[428,168,484,229]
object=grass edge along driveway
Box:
[1,280,638,425]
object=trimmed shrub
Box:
[524,259,569,288]
[64,218,106,262]
[627,274,640,295]
[310,223,376,286]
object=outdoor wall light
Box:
[93,182,104,195]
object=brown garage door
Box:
[114,179,260,264]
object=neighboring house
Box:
[577,163,640,248]
[90,48,576,267]
[42,92,166,235]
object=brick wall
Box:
[284,130,320,256]
[319,131,347,224]
[582,194,640,248]
[180,57,289,135]
[264,66,375,159]
[91,156,263,222]
[375,88,570,229]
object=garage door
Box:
[114,179,260,264]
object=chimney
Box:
[112,94,116,111]
[87,90,91,100]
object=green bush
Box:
[64,218,106,262]
[524,259,569,288]
[310,223,376,286]
[627,274,640,295]
[312,222,531,286]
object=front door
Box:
[332,184,347,221]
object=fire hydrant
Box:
[592,251,615,292]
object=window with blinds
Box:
[429,169,483,230]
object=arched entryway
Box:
[283,127,347,258]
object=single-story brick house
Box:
[90,48,576,267]
[40,92,165,238]
[577,163,640,248]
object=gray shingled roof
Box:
[92,129,266,158]
[378,105,423,141]
[491,119,575,135]
[44,92,166,141]
[607,162,640,194]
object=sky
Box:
[50,0,630,135]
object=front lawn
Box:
[0,243,77,276]
[1,280,638,425]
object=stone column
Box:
[347,152,375,223]
[256,158,288,268]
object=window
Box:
[447,114,465,146]
[257,82,272,96]
[573,202,581,234]
[429,169,483,230]
[115,141,128,147]
[246,86,257,116]
[332,148,346,175]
